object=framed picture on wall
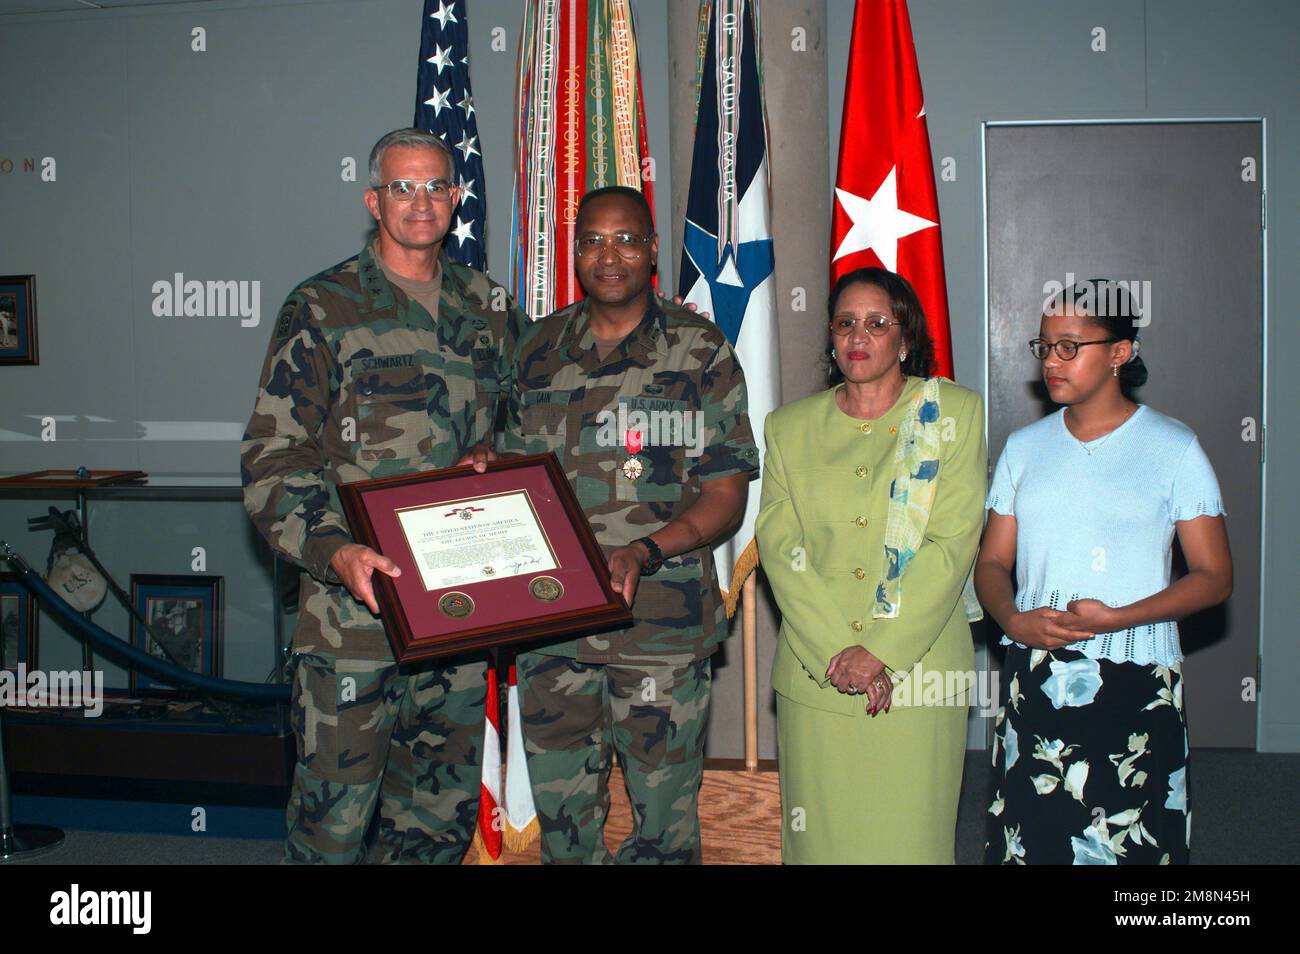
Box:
[0,573,38,672]
[0,275,38,366]
[129,575,223,695]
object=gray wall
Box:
[1,0,1296,753]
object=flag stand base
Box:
[0,824,65,863]
[0,706,66,862]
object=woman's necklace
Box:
[1066,403,1135,456]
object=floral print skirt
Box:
[984,645,1190,865]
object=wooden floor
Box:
[466,763,782,865]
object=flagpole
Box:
[742,571,758,772]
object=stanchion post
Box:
[0,707,65,862]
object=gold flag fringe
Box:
[469,826,504,865]
[468,817,539,862]
[721,537,760,619]
[503,817,541,853]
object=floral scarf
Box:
[873,376,983,621]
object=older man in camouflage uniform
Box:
[242,128,526,864]
[502,186,758,863]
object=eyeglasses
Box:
[574,232,654,260]
[830,315,901,337]
[1028,337,1120,361]
[375,178,457,202]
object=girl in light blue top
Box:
[977,279,1232,865]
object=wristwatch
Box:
[632,536,664,576]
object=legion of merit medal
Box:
[622,429,644,481]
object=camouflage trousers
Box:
[516,652,712,864]
[284,649,486,864]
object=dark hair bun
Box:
[1120,354,1148,390]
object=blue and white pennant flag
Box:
[678,0,780,610]
[414,0,487,270]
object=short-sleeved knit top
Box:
[987,404,1225,666]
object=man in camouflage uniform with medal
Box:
[241,129,527,864]
[501,186,759,863]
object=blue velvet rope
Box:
[7,562,290,704]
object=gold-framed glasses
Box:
[574,232,654,260]
[830,315,901,337]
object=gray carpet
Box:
[9,749,1298,864]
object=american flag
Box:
[414,0,487,270]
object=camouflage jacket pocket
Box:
[354,367,434,463]
[519,389,570,435]
[615,442,685,504]
[518,390,569,461]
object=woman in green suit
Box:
[756,267,987,864]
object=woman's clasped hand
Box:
[826,645,893,715]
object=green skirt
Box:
[777,691,967,864]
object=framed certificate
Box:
[338,453,632,663]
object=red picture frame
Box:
[338,454,631,664]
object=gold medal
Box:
[622,456,644,481]
[529,575,564,603]
[438,592,475,618]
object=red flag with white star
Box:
[830,0,953,378]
